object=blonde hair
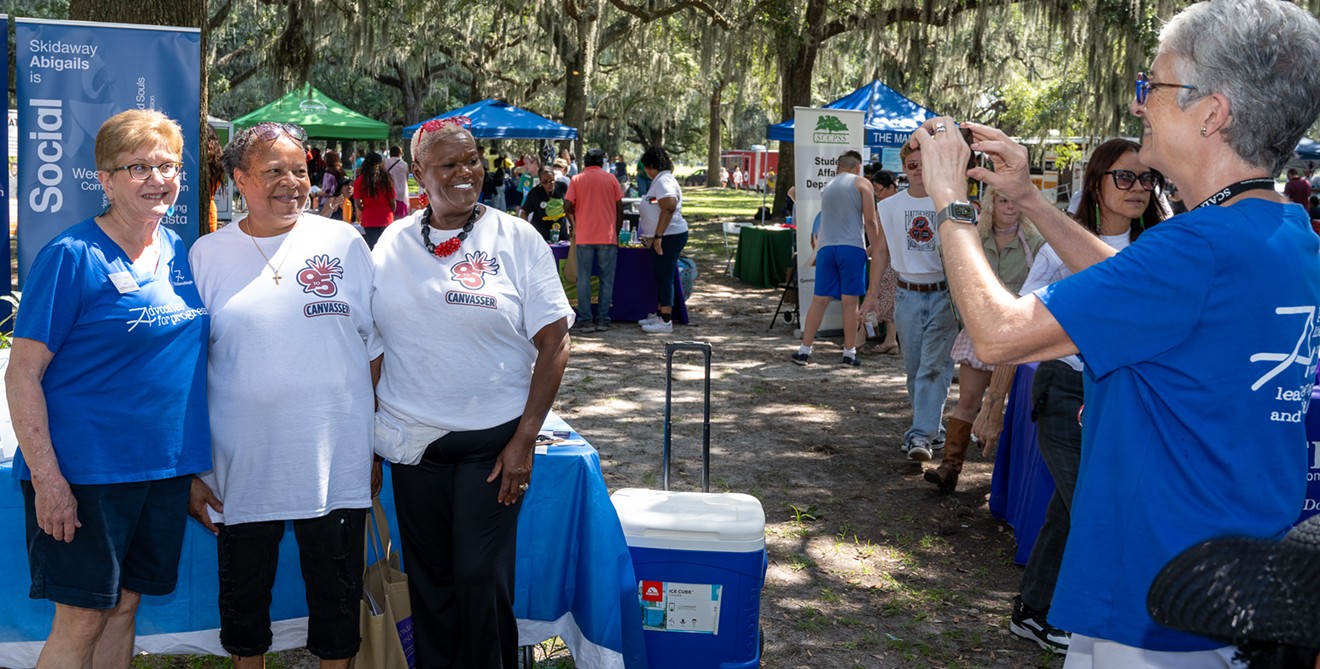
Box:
[410,121,472,163]
[95,109,183,171]
[976,187,1039,241]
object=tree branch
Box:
[604,0,732,30]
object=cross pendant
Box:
[272,273,281,285]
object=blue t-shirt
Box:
[13,218,211,485]
[1038,199,1320,651]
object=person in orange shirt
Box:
[564,149,623,332]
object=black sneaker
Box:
[1010,595,1069,654]
[841,355,860,367]
[790,352,811,365]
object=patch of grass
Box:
[788,503,820,523]
[786,553,816,571]
[681,189,772,222]
[795,605,826,632]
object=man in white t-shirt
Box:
[385,145,409,218]
[863,144,957,461]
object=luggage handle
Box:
[664,341,712,493]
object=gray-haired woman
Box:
[913,0,1320,665]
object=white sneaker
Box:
[641,320,673,334]
[639,313,663,326]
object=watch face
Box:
[951,203,977,221]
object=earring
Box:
[418,192,429,208]
[1200,127,1208,137]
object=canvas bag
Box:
[564,237,578,285]
[350,499,415,669]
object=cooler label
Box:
[638,580,722,634]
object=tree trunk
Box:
[705,83,725,188]
[563,50,588,158]
[773,41,818,218]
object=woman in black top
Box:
[517,166,568,241]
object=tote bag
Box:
[350,499,415,669]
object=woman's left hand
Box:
[651,236,663,255]
[488,438,534,506]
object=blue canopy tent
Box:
[403,99,577,140]
[766,80,939,148]
[1296,137,1320,161]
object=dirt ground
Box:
[120,220,1064,669]
[552,237,1062,669]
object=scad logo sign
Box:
[813,115,850,144]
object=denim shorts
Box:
[22,475,192,610]
[216,507,367,659]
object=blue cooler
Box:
[610,489,766,669]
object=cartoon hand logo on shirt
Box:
[450,251,501,290]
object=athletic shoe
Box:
[594,322,611,332]
[570,320,594,334]
[905,438,933,462]
[1010,595,1070,655]
[841,355,860,367]
[790,352,811,365]
[639,313,663,326]
[931,433,946,451]
[641,320,673,334]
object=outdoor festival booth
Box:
[232,83,389,141]
[760,80,938,329]
[0,412,647,668]
[405,100,689,324]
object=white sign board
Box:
[792,107,865,333]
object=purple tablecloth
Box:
[551,243,689,324]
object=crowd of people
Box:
[10,0,1320,668]
[791,1,1320,667]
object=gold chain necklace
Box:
[243,219,294,285]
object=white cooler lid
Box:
[610,488,766,553]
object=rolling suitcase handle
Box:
[663,341,712,493]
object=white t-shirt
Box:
[189,215,381,524]
[372,207,573,436]
[1020,231,1132,371]
[386,157,409,204]
[876,189,943,283]
[639,170,688,237]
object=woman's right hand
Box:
[187,476,223,535]
[32,476,80,543]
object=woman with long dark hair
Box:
[353,152,395,248]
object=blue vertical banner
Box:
[0,16,10,313]
[15,18,200,286]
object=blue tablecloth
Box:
[0,413,645,669]
[987,363,1054,566]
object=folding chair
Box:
[768,257,799,331]
[722,221,748,276]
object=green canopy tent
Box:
[232,83,389,140]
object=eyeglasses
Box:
[1134,72,1198,105]
[248,122,307,143]
[904,162,919,171]
[1103,169,1163,192]
[110,161,182,180]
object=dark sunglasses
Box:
[1103,169,1163,192]
[249,122,307,144]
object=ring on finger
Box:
[519,482,529,491]
[934,123,948,133]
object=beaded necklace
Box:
[421,204,481,258]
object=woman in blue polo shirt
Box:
[6,109,210,667]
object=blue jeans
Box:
[576,244,618,325]
[893,286,957,443]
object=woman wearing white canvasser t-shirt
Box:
[187,122,381,668]
[370,117,572,669]
[637,145,689,334]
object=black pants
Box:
[392,417,523,669]
[1018,360,1085,612]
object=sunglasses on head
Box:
[1103,169,1162,192]
[249,122,307,144]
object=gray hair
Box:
[1160,0,1320,172]
[410,121,472,164]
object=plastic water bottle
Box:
[619,221,632,245]
[550,223,561,243]
[864,311,879,338]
